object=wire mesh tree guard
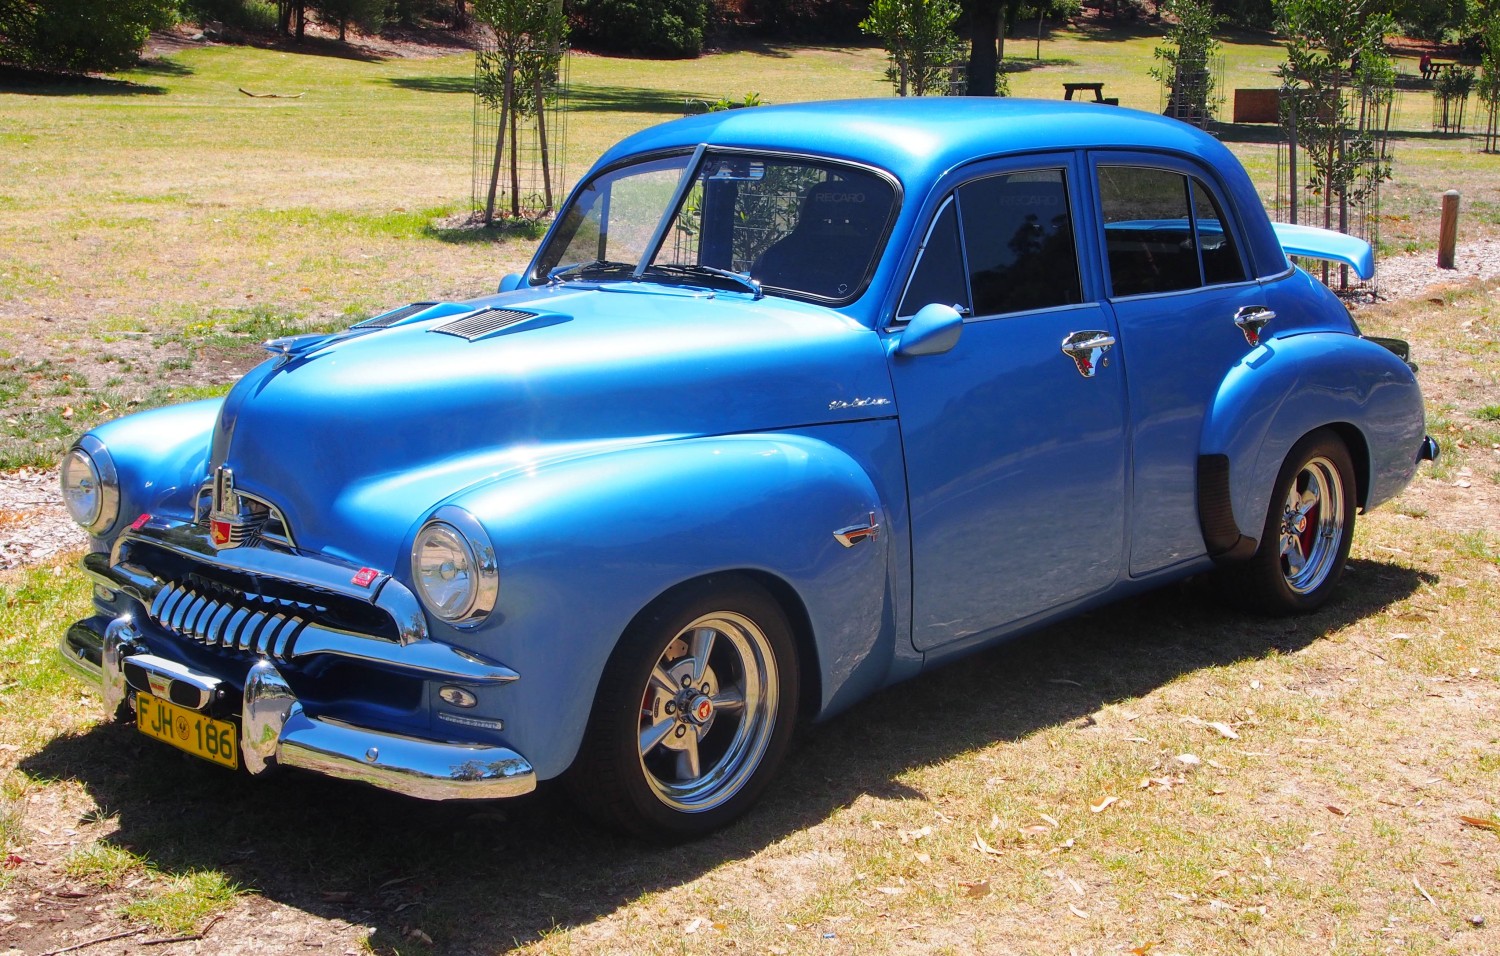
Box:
[1275,79,1397,295]
[1157,56,1225,130]
[472,34,569,223]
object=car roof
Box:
[587,97,1289,288]
[601,98,1234,183]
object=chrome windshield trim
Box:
[634,141,708,280]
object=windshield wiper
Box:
[549,259,635,283]
[644,263,764,299]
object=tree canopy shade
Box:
[0,0,175,73]
[568,0,707,57]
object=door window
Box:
[1098,166,1246,297]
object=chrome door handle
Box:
[1060,330,1116,378]
[1234,305,1276,346]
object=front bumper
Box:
[62,613,536,803]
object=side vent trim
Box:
[431,308,540,341]
[355,302,437,329]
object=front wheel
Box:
[1223,429,1356,615]
[565,578,800,840]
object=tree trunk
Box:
[454,0,467,29]
[536,73,553,212]
[508,73,521,218]
[483,64,513,224]
[338,16,347,42]
[967,2,999,97]
[295,3,305,38]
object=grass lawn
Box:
[1,23,1499,955]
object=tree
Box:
[1275,0,1394,234]
[0,0,175,73]
[1151,0,1224,125]
[569,0,706,57]
[474,0,567,221]
[309,0,384,40]
[860,0,966,96]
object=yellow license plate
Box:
[136,692,239,769]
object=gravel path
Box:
[3,242,1498,572]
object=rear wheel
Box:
[1222,429,1356,615]
[565,578,799,840]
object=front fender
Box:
[1201,333,1426,544]
[81,400,222,545]
[429,430,898,780]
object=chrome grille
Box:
[355,302,435,329]
[431,308,537,341]
[148,580,322,661]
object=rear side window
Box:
[1098,165,1246,297]
[898,168,1082,319]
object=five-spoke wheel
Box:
[1225,428,1356,614]
[566,577,799,839]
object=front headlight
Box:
[410,507,498,627]
[59,436,119,534]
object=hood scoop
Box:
[431,307,551,342]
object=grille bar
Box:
[356,302,436,329]
[148,581,315,661]
[430,308,537,341]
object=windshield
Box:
[533,151,898,303]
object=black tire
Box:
[1222,428,1356,615]
[564,577,800,841]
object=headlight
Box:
[410,507,498,627]
[59,437,119,534]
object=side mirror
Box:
[498,273,524,293]
[895,303,964,357]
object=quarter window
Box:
[1098,165,1245,297]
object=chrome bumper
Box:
[59,617,536,802]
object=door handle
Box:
[1060,330,1116,378]
[1234,305,1276,346]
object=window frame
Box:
[1087,151,1254,302]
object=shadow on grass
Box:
[1000,56,1080,75]
[0,66,165,96]
[131,57,195,77]
[568,82,699,114]
[1214,122,1285,145]
[21,557,1430,952]
[383,75,473,95]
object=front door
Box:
[887,160,1128,652]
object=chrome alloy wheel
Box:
[1278,454,1345,594]
[637,611,779,813]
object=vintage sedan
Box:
[58,99,1435,839]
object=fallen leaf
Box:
[1459,815,1500,832]
[876,886,907,896]
[973,830,1004,856]
[61,406,74,419]
[1048,678,1083,687]
[1090,795,1118,813]
[914,851,931,865]
[1018,824,1051,835]
[685,916,707,934]
[406,929,434,945]
[900,825,933,844]
[1174,753,1202,767]
[1325,804,1348,817]
[3,855,22,869]
[1130,943,1162,956]
[960,879,991,898]
[1207,721,1240,740]
[1039,813,1060,828]
[1413,877,1440,911]
[1068,903,1089,918]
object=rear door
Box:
[1088,154,1269,576]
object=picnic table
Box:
[1063,82,1119,106]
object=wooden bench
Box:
[1063,82,1118,106]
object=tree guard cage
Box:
[1484,98,1500,154]
[472,36,569,222]
[1275,80,1396,295]
[1158,56,1224,130]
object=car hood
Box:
[208,284,894,561]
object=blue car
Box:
[58,99,1436,839]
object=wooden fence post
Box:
[1438,189,1460,269]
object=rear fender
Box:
[1201,333,1425,548]
[432,432,897,779]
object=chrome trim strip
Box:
[242,660,534,800]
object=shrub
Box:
[569,0,707,57]
[0,0,177,73]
